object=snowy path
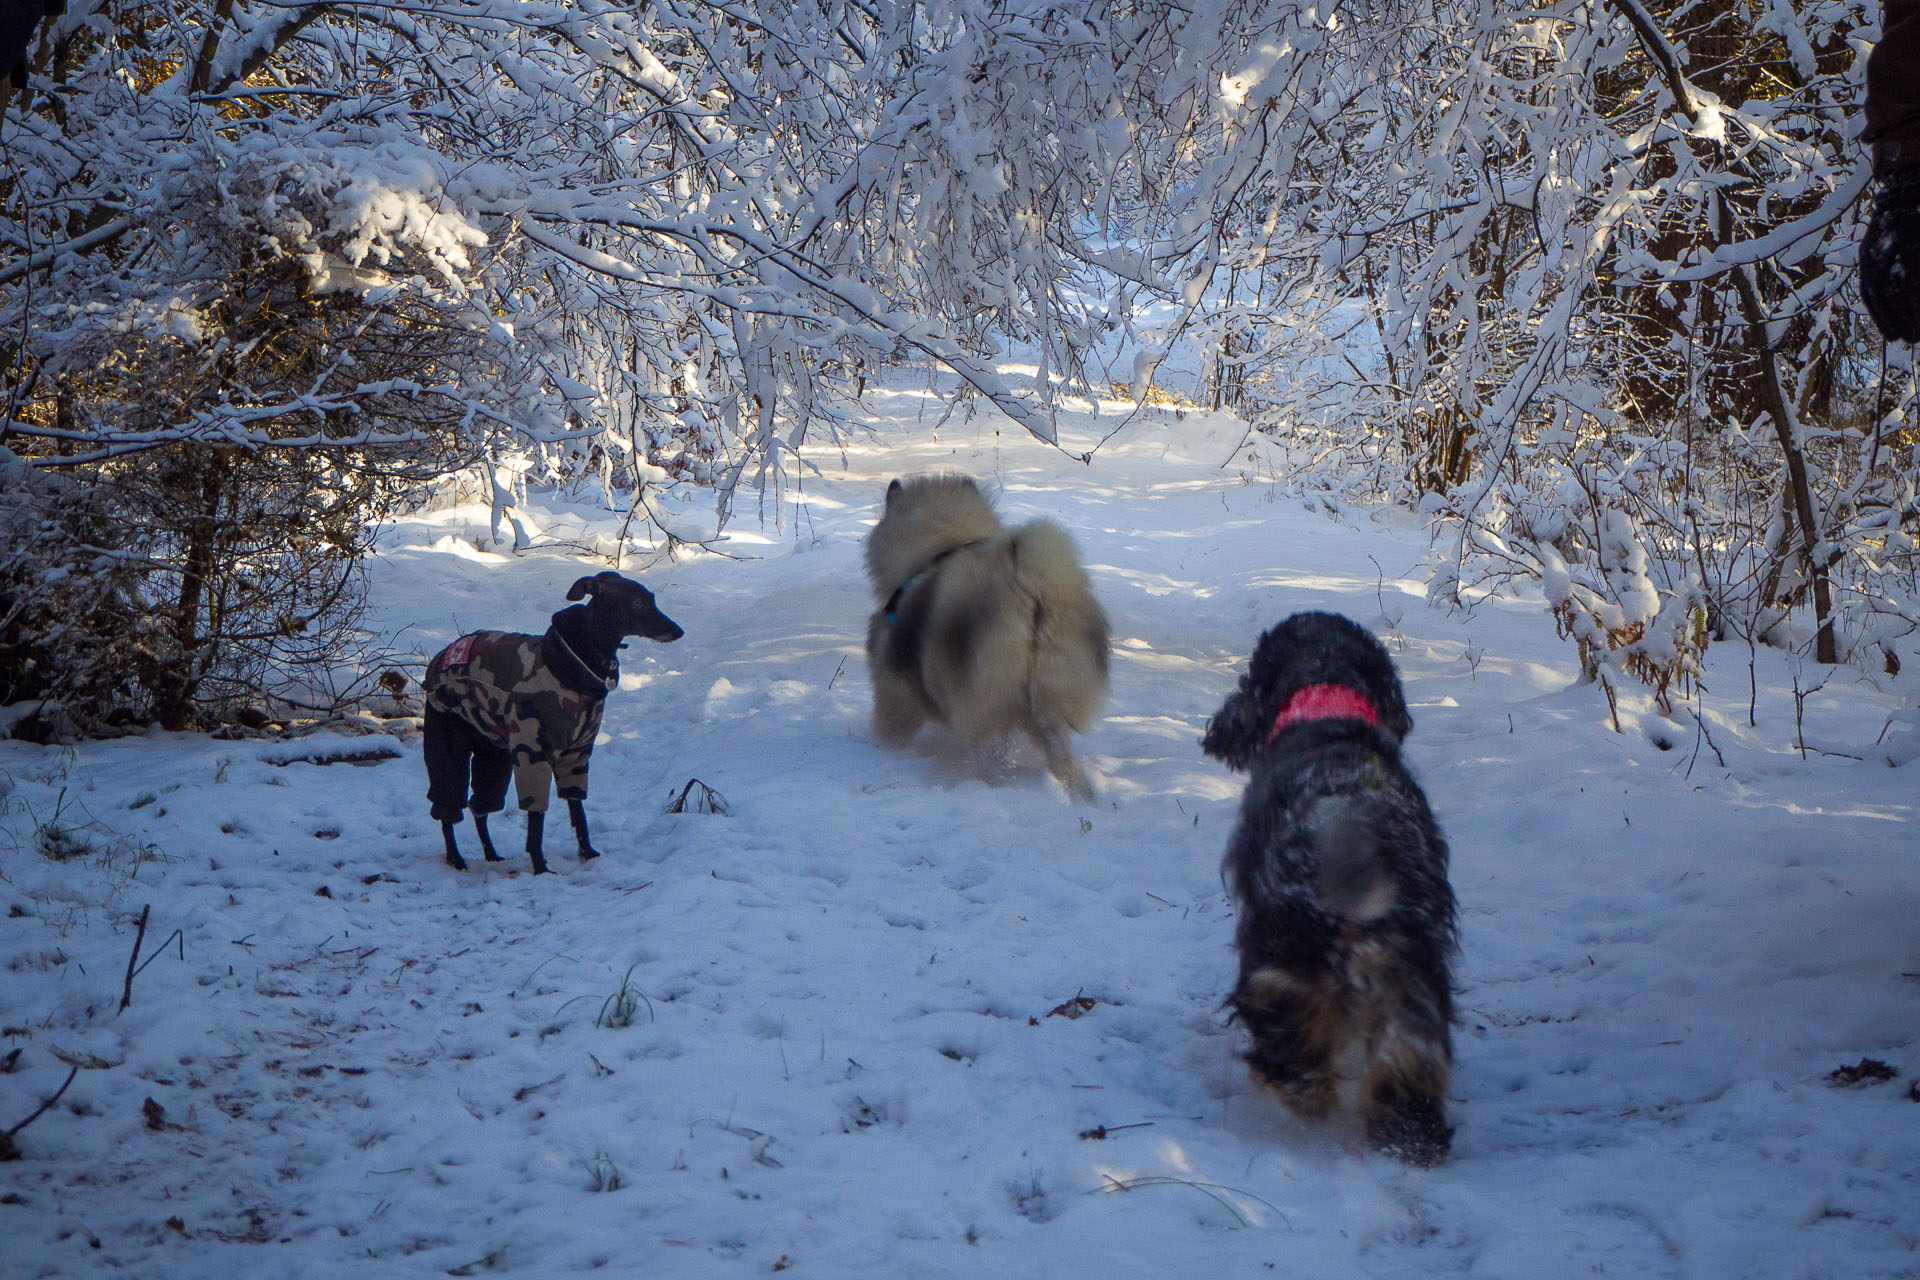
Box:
[4,395,1919,1278]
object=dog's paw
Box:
[1364,1090,1452,1167]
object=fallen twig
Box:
[1,1065,80,1161]
[118,904,152,1013]
[512,1073,566,1102]
[133,929,186,983]
[1078,1122,1153,1140]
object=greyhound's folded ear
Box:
[567,571,627,601]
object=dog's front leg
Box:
[523,811,552,875]
[566,798,600,861]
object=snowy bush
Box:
[1181,0,1920,699]
[0,449,161,738]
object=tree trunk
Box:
[161,449,230,729]
[1610,0,1837,663]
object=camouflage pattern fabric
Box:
[424,630,608,813]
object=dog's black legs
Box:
[566,798,599,861]
[1357,941,1454,1167]
[440,820,468,871]
[1363,1078,1453,1168]
[444,814,505,870]
[523,811,552,875]
[472,813,505,862]
[1232,964,1342,1120]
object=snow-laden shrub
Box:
[1540,513,1710,724]
[0,449,170,740]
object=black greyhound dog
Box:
[422,572,682,873]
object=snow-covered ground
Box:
[4,391,1919,1278]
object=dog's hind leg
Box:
[522,811,552,875]
[1033,725,1094,803]
[462,736,509,864]
[472,813,504,863]
[439,821,468,871]
[566,798,600,861]
[870,671,926,746]
[1363,1071,1451,1168]
[441,812,504,871]
[1232,965,1343,1120]
[1355,938,1454,1166]
[426,705,491,870]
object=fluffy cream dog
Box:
[864,475,1109,800]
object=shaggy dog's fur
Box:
[864,474,1110,800]
[1202,612,1458,1165]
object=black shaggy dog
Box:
[1202,612,1458,1166]
[423,572,682,874]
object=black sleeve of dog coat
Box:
[1866,0,1920,166]
[0,1,56,90]
[1863,166,1920,344]
[1863,0,1920,343]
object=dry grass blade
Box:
[1093,1174,1290,1230]
[665,778,733,816]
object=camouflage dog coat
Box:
[423,619,614,815]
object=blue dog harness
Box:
[883,541,983,624]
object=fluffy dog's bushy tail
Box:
[1004,519,1110,733]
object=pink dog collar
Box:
[1266,683,1378,746]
